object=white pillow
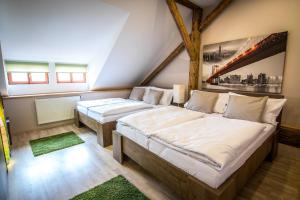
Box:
[228,92,286,125]
[184,90,196,108]
[262,98,287,125]
[150,87,173,105]
[185,90,229,113]
[213,93,229,113]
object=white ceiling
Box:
[0,0,128,63]
[190,0,221,8]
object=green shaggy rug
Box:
[70,175,149,200]
[30,131,84,156]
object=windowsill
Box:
[2,91,89,99]
[2,87,132,99]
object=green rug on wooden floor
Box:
[30,131,84,156]
[70,175,149,200]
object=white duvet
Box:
[88,100,153,117]
[77,98,126,108]
[118,106,205,136]
[151,116,266,171]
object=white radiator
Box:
[35,96,80,125]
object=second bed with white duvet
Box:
[77,98,155,123]
[116,111,275,189]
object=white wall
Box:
[91,0,192,89]
[0,43,8,96]
[88,14,129,87]
[7,62,89,95]
[150,51,190,89]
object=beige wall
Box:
[150,50,190,89]
[201,0,300,129]
[3,90,130,136]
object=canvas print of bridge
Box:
[202,31,287,93]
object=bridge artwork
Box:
[202,31,287,94]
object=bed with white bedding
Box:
[117,106,206,135]
[76,98,126,115]
[113,91,284,200]
[74,86,174,147]
[75,98,157,147]
[117,114,275,188]
[81,99,154,123]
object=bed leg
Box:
[113,131,124,164]
[97,122,115,147]
[74,109,82,128]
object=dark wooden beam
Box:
[199,0,233,32]
[167,0,196,60]
[140,42,185,86]
[175,0,201,10]
[188,8,202,91]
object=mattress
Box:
[87,108,152,124]
[116,117,275,189]
[77,105,89,115]
[76,98,126,115]
[88,100,153,117]
[77,101,164,124]
[77,98,125,108]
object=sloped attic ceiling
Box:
[90,0,193,89]
[0,0,128,63]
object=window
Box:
[56,72,72,83]
[56,64,87,83]
[72,72,86,82]
[30,72,49,83]
[5,61,49,85]
[9,72,29,84]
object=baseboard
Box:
[279,125,300,148]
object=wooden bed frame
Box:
[112,91,284,200]
[74,109,116,147]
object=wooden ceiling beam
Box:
[167,0,196,60]
[175,0,201,10]
[140,0,233,87]
[188,8,202,91]
[199,0,233,32]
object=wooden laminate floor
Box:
[7,125,300,200]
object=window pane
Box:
[31,73,47,82]
[72,72,85,82]
[11,73,28,83]
[57,72,71,82]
